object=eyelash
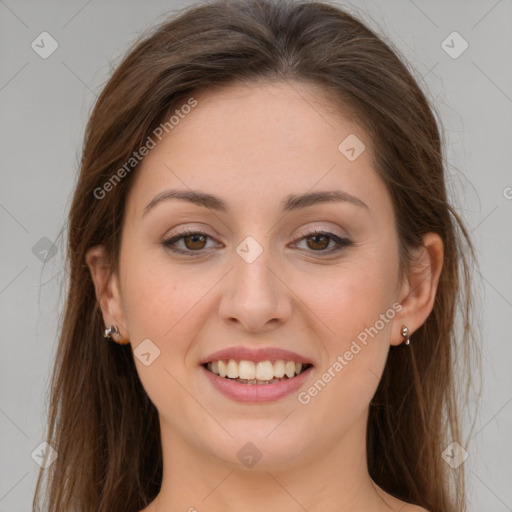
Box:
[161,228,353,257]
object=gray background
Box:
[1,0,511,510]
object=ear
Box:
[391,232,444,346]
[85,245,129,344]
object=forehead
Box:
[178,79,367,156]
[125,80,389,221]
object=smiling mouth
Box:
[203,359,313,385]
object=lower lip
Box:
[200,365,313,403]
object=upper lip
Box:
[200,347,314,366]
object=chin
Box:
[199,426,313,472]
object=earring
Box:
[104,324,130,345]
[401,325,411,345]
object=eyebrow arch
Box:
[143,188,368,216]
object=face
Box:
[107,80,406,470]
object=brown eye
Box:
[294,230,352,255]
[305,234,330,251]
[182,233,207,250]
[162,230,217,256]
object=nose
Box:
[218,245,292,333]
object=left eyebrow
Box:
[282,190,368,211]
[142,188,368,217]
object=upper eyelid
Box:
[166,222,347,239]
[163,229,221,249]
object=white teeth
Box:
[239,360,256,380]
[274,359,286,378]
[218,360,227,378]
[206,358,309,381]
[255,361,275,381]
[285,361,295,378]
[226,359,238,379]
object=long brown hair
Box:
[33,1,480,510]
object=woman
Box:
[33,0,478,511]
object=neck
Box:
[149,409,390,512]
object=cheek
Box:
[294,250,399,342]
[120,245,207,339]
[119,247,223,392]
[294,246,399,409]
[118,249,213,424]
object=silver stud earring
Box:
[401,325,411,345]
[104,324,129,345]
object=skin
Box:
[87,80,442,512]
